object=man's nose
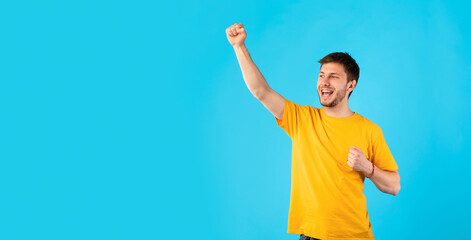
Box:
[320,79,331,86]
[320,77,330,83]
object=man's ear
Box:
[348,80,357,92]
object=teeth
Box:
[322,90,333,93]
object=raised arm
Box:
[226,23,285,120]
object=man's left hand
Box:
[347,146,372,175]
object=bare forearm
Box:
[366,164,401,195]
[233,44,271,98]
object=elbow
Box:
[391,182,401,196]
[390,173,401,196]
[391,184,401,196]
[254,92,264,100]
[253,87,270,100]
[382,181,400,196]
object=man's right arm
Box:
[226,23,285,120]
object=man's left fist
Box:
[347,146,371,174]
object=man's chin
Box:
[320,99,331,106]
[320,100,337,108]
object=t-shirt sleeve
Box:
[371,125,399,171]
[274,98,308,138]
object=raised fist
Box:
[225,23,246,47]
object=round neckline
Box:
[320,107,359,120]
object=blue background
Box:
[1,0,470,239]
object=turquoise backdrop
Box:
[1,0,470,239]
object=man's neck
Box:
[323,102,354,118]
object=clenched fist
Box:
[347,146,373,175]
[226,23,246,47]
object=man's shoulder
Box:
[288,100,320,113]
[290,100,317,109]
[355,113,382,131]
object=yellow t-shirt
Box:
[275,98,398,240]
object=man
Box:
[226,23,401,240]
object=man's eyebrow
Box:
[319,71,340,75]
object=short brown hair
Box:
[318,52,360,98]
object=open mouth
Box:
[321,90,334,98]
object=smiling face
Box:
[317,62,355,108]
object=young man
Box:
[226,23,400,240]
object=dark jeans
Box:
[299,234,321,240]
